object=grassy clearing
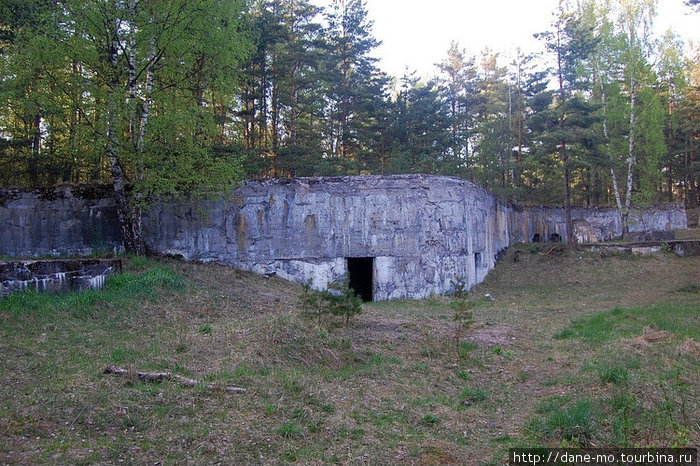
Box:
[1,247,699,464]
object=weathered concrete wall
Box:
[0,259,122,297]
[144,176,511,300]
[508,204,686,244]
[0,186,123,257]
[141,175,687,299]
[0,176,688,300]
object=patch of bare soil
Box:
[678,338,700,357]
[466,323,518,346]
[621,326,674,353]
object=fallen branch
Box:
[103,365,246,393]
[539,246,559,256]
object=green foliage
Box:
[0,0,252,189]
[527,396,597,447]
[450,276,475,343]
[299,276,363,325]
[1,0,698,210]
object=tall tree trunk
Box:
[106,35,144,255]
[599,70,624,220]
[557,28,575,249]
[194,55,206,141]
[690,147,698,208]
[271,79,280,153]
[136,41,156,180]
[30,113,41,186]
[622,72,636,239]
[289,62,298,145]
[563,157,575,246]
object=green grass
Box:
[277,421,303,438]
[1,252,699,464]
[527,397,597,447]
[457,341,478,358]
[0,265,183,322]
[460,387,488,404]
[553,304,700,343]
[598,365,629,385]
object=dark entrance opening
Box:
[347,257,374,302]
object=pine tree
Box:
[536,3,600,246]
[323,0,388,165]
[388,72,449,174]
[436,42,479,174]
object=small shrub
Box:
[450,276,468,298]
[422,414,439,425]
[451,298,475,342]
[198,324,213,335]
[598,366,629,385]
[299,275,362,325]
[609,392,637,446]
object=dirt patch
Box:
[639,326,674,343]
[467,324,517,346]
[678,338,700,357]
[354,320,406,343]
[620,327,673,353]
[622,326,674,351]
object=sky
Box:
[313,0,700,81]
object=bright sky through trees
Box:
[313,0,700,80]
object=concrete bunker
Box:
[0,175,689,301]
[347,257,374,302]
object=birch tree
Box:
[58,0,251,253]
[615,0,657,236]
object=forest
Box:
[1,0,699,250]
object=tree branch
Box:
[103,365,246,393]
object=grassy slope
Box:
[1,248,699,465]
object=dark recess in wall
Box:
[347,257,374,302]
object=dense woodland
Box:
[1,0,699,250]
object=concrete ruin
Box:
[0,175,688,301]
[0,259,121,297]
